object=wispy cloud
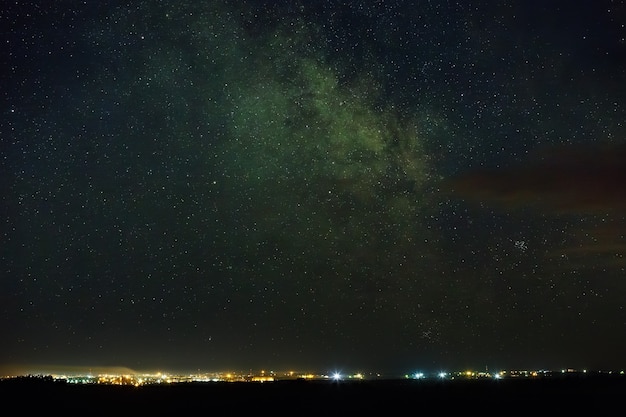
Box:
[444,143,626,270]
[444,143,626,214]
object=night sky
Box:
[3,0,626,376]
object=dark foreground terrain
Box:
[2,374,624,415]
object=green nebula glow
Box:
[212,22,445,338]
[220,30,434,260]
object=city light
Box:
[3,367,623,387]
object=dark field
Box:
[2,374,624,415]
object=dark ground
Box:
[2,374,625,415]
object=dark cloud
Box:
[445,143,626,214]
[446,144,626,270]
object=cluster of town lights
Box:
[5,368,623,387]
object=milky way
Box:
[3,1,626,375]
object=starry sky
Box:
[2,0,626,376]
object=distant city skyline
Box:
[3,363,625,381]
